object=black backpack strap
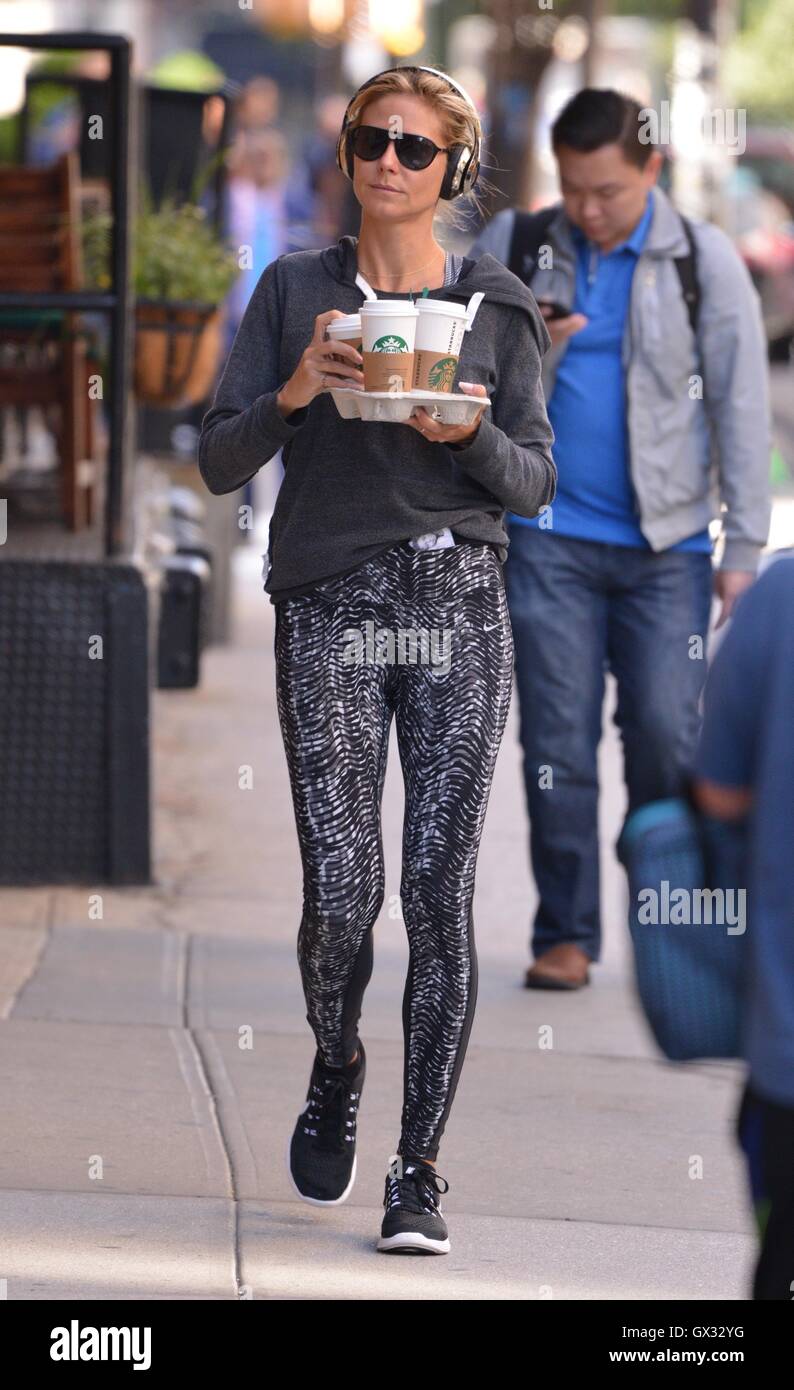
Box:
[508,203,701,340]
[507,206,558,285]
[673,214,700,335]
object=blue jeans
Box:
[504,524,714,962]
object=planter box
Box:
[134,299,223,409]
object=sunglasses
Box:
[350,124,451,172]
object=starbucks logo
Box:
[373,333,409,353]
[428,357,458,390]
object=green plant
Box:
[134,197,239,303]
[725,0,794,124]
[80,207,113,291]
[81,194,239,306]
[146,49,225,94]
[0,112,20,163]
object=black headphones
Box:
[335,64,481,202]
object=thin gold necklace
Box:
[357,247,445,285]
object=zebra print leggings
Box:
[274,540,514,1161]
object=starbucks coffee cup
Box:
[326,314,362,361]
[360,300,419,392]
[412,300,469,392]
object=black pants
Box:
[736,1078,794,1299]
[274,541,513,1161]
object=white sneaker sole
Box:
[285,1131,357,1206]
[377,1231,450,1255]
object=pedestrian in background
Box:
[692,555,794,1301]
[224,127,316,346]
[223,125,316,511]
[469,88,772,991]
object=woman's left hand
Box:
[404,382,488,447]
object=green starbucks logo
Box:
[428,357,458,391]
[373,333,409,353]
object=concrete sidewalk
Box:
[0,543,757,1300]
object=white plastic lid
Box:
[360,301,419,316]
[327,315,361,335]
[414,299,468,318]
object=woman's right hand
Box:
[278,310,365,414]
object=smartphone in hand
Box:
[537,300,573,321]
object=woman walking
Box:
[199,64,555,1255]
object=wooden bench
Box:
[0,151,98,530]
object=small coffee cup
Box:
[326,314,362,363]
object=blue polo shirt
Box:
[511,193,712,553]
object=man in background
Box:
[469,89,772,990]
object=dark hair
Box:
[551,88,653,169]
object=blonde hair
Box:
[344,66,497,233]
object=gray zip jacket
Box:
[469,186,772,570]
[198,235,556,602]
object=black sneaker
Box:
[286,1041,366,1205]
[377,1153,451,1254]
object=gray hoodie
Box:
[198,235,556,603]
